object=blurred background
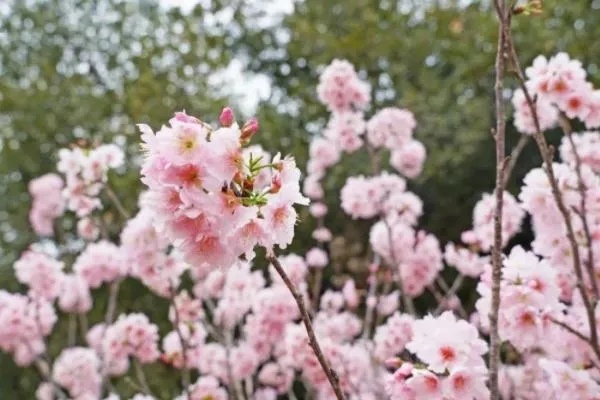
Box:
[1,0,599,397]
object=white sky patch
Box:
[159,0,296,114]
[208,59,272,115]
[158,0,206,14]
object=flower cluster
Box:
[0,291,56,366]
[139,109,308,270]
[370,221,443,297]
[120,207,184,296]
[462,191,525,253]
[52,347,102,398]
[385,312,489,400]
[58,143,124,217]
[476,246,562,351]
[513,52,600,134]
[88,314,160,376]
[367,108,426,178]
[28,173,65,236]
[317,59,370,113]
[340,172,408,219]
[73,241,126,289]
[14,250,64,300]
[519,161,600,299]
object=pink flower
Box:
[52,347,101,398]
[58,274,92,314]
[28,173,65,236]
[0,293,56,366]
[305,247,329,268]
[176,376,228,400]
[312,227,333,242]
[367,107,416,149]
[324,111,365,153]
[14,250,64,300]
[444,243,489,277]
[406,311,488,373]
[373,312,414,361]
[390,140,426,179]
[309,202,328,218]
[342,279,359,309]
[139,110,307,270]
[444,367,490,400]
[76,217,99,241]
[73,241,125,288]
[317,59,370,112]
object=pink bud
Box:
[219,107,235,127]
[368,262,379,274]
[446,295,460,310]
[241,117,259,140]
[174,111,200,124]
[461,230,477,245]
[384,357,403,369]
[397,362,414,377]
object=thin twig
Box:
[268,255,346,400]
[311,268,323,314]
[558,113,599,301]
[105,185,131,219]
[434,275,467,318]
[34,359,68,400]
[100,280,122,393]
[362,257,380,340]
[29,299,67,399]
[550,317,600,362]
[78,314,89,343]
[383,218,415,315]
[224,329,244,400]
[169,281,191,400]
[133,359,153,395]
[68,314,76,346]
[490,3,509,398]
[503,135,530,189]
[104,280,121,326]
[550,317,592,344]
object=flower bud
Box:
[384,357,403,369]
[243,177,254,192]
[219,107,235,127]
[270,175,282,194]
[241,117,259,141]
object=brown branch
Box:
[502,29,600,364]
[168,282,191,400]
[550,317,600,362]
[100,280,122,393]
[434,275,467,318]
[133,359,153,395]
[361,256,380,340]
[30,299,68,400]
[34,359,68,400]
[558,113,599,301]
[550,317,591,343]
[105,184,131,220]
[383,218,415,315]
[490,2,509,398]
[268,255,346,400]
[503,135,530,189]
